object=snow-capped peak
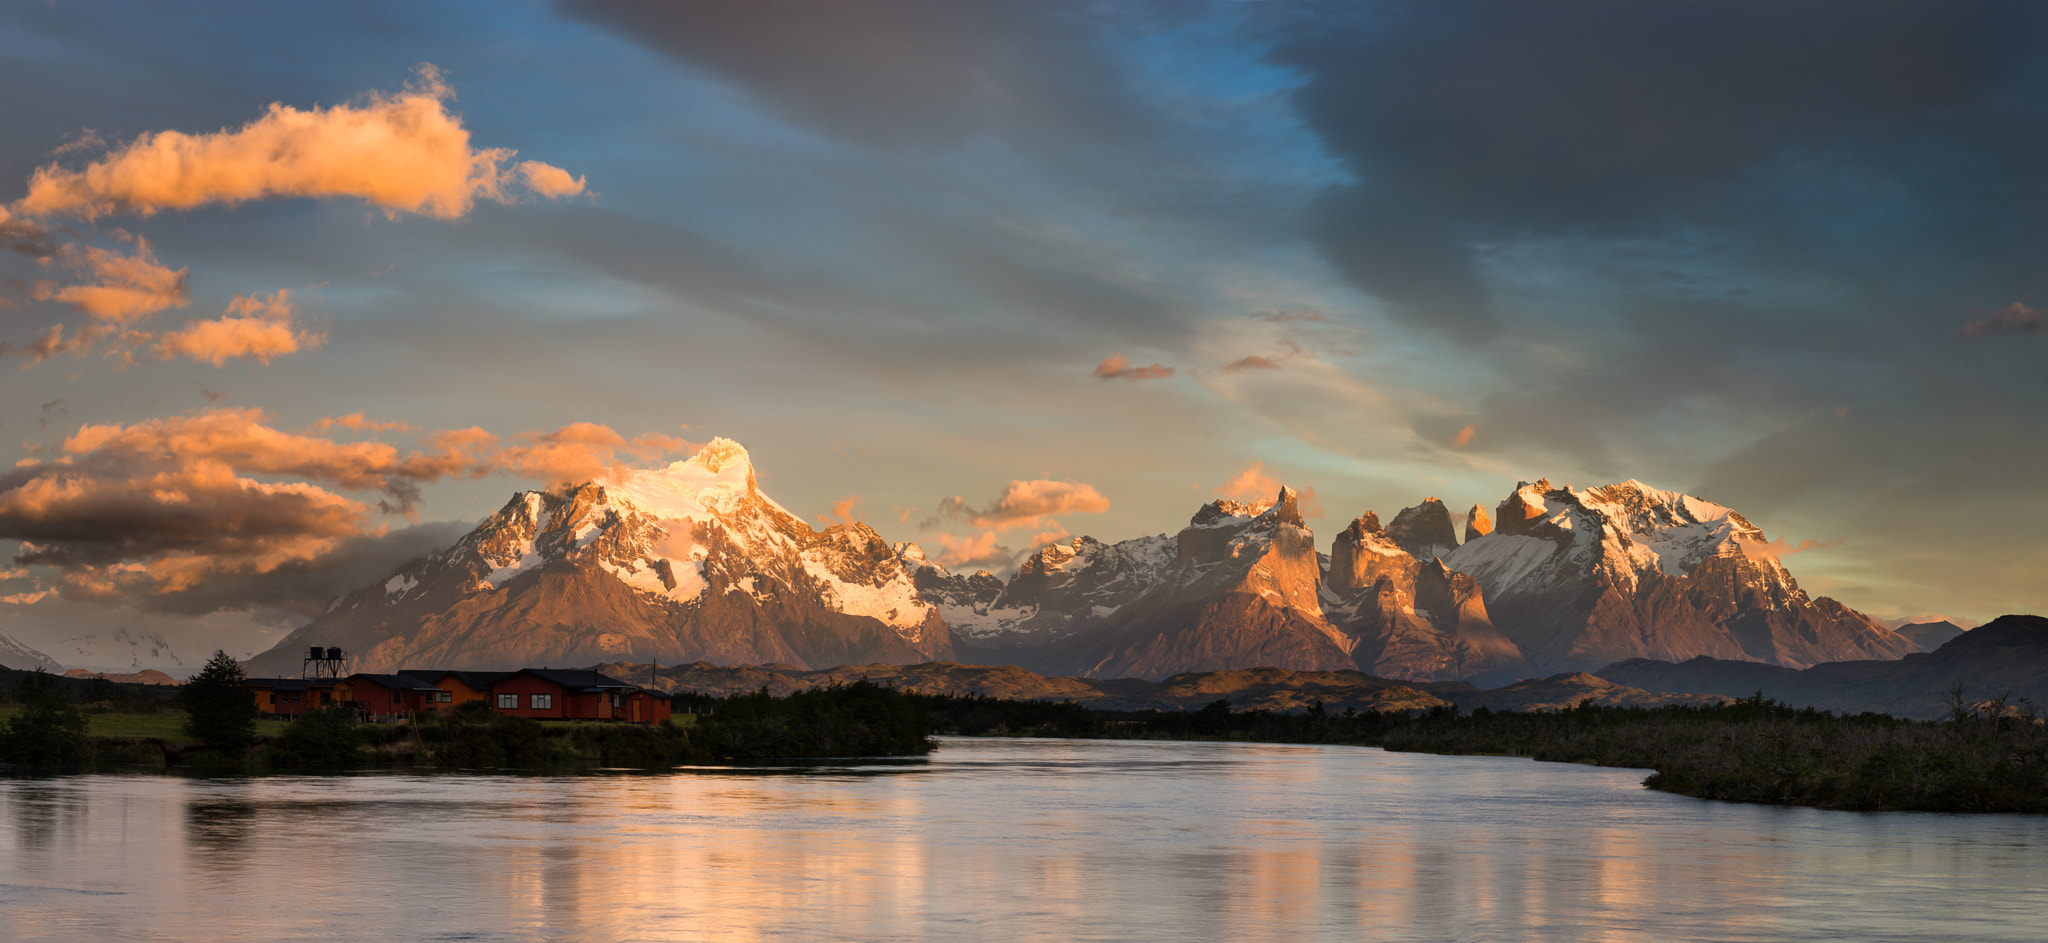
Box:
[608,436,778,522]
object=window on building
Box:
[530,693,553,710]
[497,693,518,709]
[437,691,452,703]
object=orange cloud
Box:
[519,160,588,199]
[817,495,863,527]
[1737,536,1843,561]
[313,413,416,434]
[1222,354,1282,372]
[934,479,1111,531]
[1093,354,1175,381]
[933,530,1012,570]
[1,410,698,615]
[1962,301,2042,338]
[494,422,696,487]
[1453,423,1478,448]
[1024,521,1072,552]
[33,238,188,323]
[154,290,325,366]
[12,66,583,221]
[1215,461,1281,503]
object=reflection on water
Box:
[4,739,2048,942]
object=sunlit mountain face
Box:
[1,2,2043,669]
[241,439,1914,684]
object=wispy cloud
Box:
[1962,301,2042,338]
[931,479,1110,531]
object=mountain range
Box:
[1594,614,2048,719]
[248,438,1921,684]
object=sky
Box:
[1,0,2043,666]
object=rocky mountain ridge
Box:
[248,438,1922,684]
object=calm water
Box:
[3,738,2046,942]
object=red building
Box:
[399,670,509,707]
[489,669,638,720]
[343,673,448,718]
[245,677,342,718]
[621,688,673,724]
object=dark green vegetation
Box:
[180,650,260,760]
[912,690,2048,813]
[0,669,90,766]
[256,680,932,771]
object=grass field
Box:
[0,706,291,744]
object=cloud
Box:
[312,413,415,434]
[1272,2,2048,343]
[1221,354,1282,373]
[932,479,1111,531]
[1215,461,1280,503]
[556,0,1150,151]
[933,529,1012,571]
[154,290,325,366]
[0,409,700,616]
[1737,536,1843,562]
[816,495,863,527]
[1962,301,2042,338]
[0,208,56,258]
[1453,423,1478,448]
[1024,521,1072,553]
[12,65,583,221]
[1093,354,1174,381]
[1251,307,1326,323]
[493,422,697,487]
[519,161,588,199]
[33,238,188,323]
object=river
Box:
[4,737,2045,942]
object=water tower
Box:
[302,645,350,679]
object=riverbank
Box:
[913,692,2048,813]
[2,680,933,772]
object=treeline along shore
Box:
[6,658,2045,813]
[0,660,932,772]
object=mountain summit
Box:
[248,438,950,674]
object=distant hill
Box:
[1594,614,2048,718]
[1450,672,1732,713]
[606,660,1737,715]
[64,668,179,686]
[1895,620,1967,651]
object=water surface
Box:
[4,738,2045,942]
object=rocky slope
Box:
[0,631,63,673]
[1044,488,1359,680]
[1321,509,1530,685]
[903,532,1174,672]
[1444,479,1914,673]
[247,439,951,674]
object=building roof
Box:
[243,677,339,691]
[347,673,446,693]
[513,668,637,693]
[399,669,512,691]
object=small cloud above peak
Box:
[1093,354,1174,381]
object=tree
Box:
[1,669,90,765]
[181,650,258,756]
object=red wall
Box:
[492,674,571,718]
